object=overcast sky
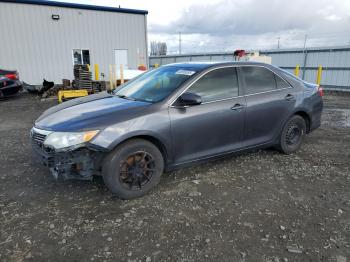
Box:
[53,0,350,54]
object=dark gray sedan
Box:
[0,69,22,98]
[31,62,323,199]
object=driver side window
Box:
[187,67,239,103]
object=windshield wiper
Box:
[115,94,136,101]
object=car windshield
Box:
[113,66,198,103]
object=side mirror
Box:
[178,92,202,106]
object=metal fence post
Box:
[94,64,99,81]
[109,65,113,91]
[295,65,300,77]
[316,65,323,85]
[302,50,308,80]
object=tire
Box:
[278,115,306,154]
[102,139,164,199]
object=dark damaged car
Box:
[0,69,22,98]
[31,62,323,199]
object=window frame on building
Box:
[72,49,90,65]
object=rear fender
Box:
[273,107,312,144]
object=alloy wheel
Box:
[119,151,156,191]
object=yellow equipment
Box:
[58,90,88,103]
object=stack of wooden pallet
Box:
[73,64,92,91]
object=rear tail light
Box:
[318,86,324,97]
[5,73,18,80]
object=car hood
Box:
[35,92,152,131]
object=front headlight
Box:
[43,130,99,150]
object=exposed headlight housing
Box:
[43,130,99,150]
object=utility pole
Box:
[302,34,308,80]
[178,32,182,55]
[303,34,308,49]
[277,37,280,49]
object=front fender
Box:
[89,111,172,160]
[105,130,170,153]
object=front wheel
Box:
[278,115,306,154]
[102,139,164,199]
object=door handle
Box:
[231,103,245,110]
[285,94,295,101]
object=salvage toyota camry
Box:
[31,62,323,199]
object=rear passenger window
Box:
[187,67,239,103]
[241,66,276,95]
[275,74,291,89]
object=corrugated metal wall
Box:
[262,47,350,90]
[149,47,350,90]
[0,2,147,84]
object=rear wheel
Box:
[102,139,164,199]
[278,115,306,154]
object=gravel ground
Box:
[0,93,349,262]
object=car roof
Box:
[163,61,274,71]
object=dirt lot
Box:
[0,92,349,262]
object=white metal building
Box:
[0,0,148,85]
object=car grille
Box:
[31,128,54,165]
[31,128,52,149]
[32,131,47,147]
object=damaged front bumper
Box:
[31,136,104,180]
